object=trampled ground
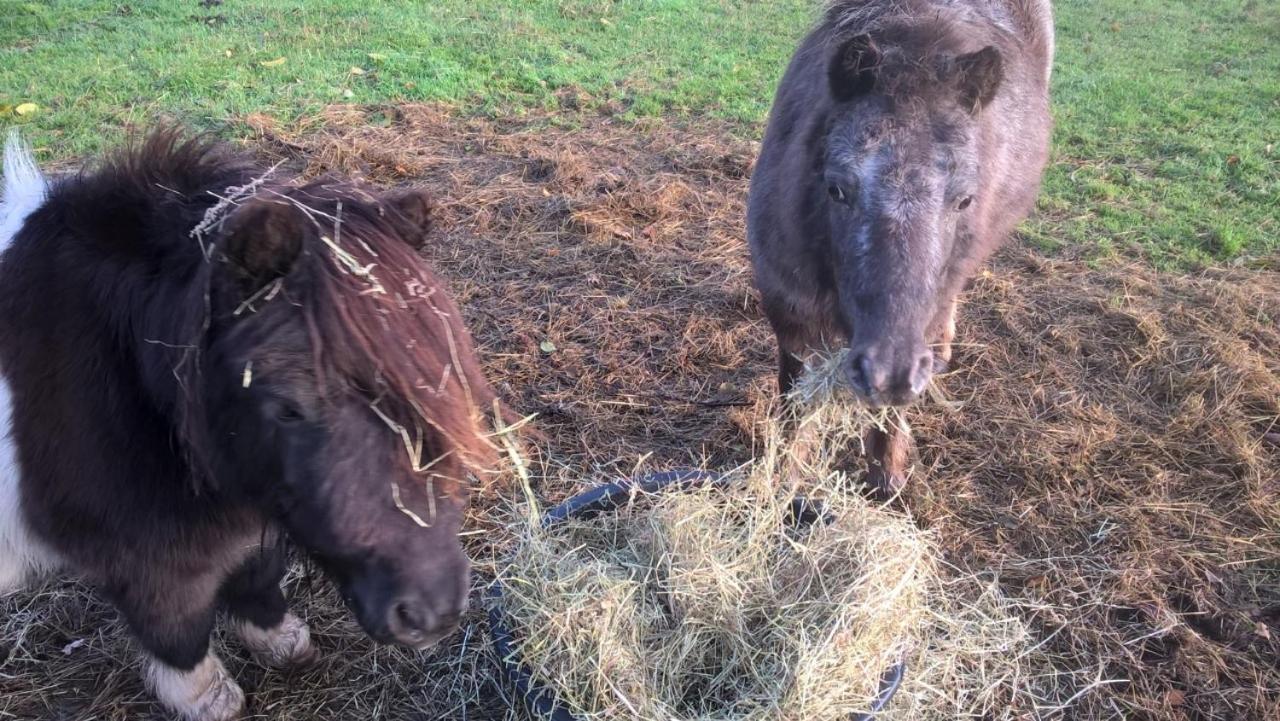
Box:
[1,107,1277,721]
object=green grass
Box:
[1024,0,1280,267]
[2,0,1277,267]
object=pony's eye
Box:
[828,184,852,205]
[271,402,305,425]
[955,195,974,211]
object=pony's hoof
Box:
[189,670,245,721]
[145,653,245,721]
[865,466,908,500]
[235,613,318,669]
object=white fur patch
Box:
[144,652,245,721]
[0,369,60,594]
[856,151,884,206]
[0,131,48,253]
[233,612,317,668]
[0,132,57,595]
[853,150,885,255]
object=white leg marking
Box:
[0,369,60,594]
[233,612,318,668]
[144,652,245,721]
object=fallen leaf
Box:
[539,340,557,354]
[14,102,39,117]
[259,57,286,68]
[1226,155,1240,166]
[367,53,388,62]
[62,639,87,655]
[1165,689,1185,707]
[349,66,365,75]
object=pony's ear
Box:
[828,34,880,102]
[221,199,304,286]
[384,188,435,250]
[954,46,1004,113]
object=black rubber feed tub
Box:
[487,469,907,721]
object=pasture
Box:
[2,1,1278,720]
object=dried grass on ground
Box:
[2,105,1277,720]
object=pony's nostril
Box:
[844,352,874,396]
[909,351,934,395]
[384,593,464,649]
[390,598,430,640]
[860,354,879,390]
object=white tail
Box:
[0,130,48,253]
[0,131,58,593]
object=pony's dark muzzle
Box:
[387,592,466,649]
[845,343,934,407]
[345,554,470,650]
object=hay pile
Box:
[497,388,1035,721]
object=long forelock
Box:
[269,184,499,487]
[108,131,497,494]
[823,0,1007,102]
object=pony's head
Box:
[821,20,1005,406]
[191,182,495,649]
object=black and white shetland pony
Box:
[0,129,500,721]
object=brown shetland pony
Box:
[0,129,499,721]
[748,0,1054,490]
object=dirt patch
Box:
[2,105,1277,720]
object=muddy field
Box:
[2,106,1277,720]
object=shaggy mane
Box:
[78,128,500,492]
[817,0,1053,101]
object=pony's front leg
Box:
[221,544,317,669]
[110,577,244,721]
[863,415,913,497]
[144,653,244,721]
[933,300,958,371]
[777,345,805,398]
